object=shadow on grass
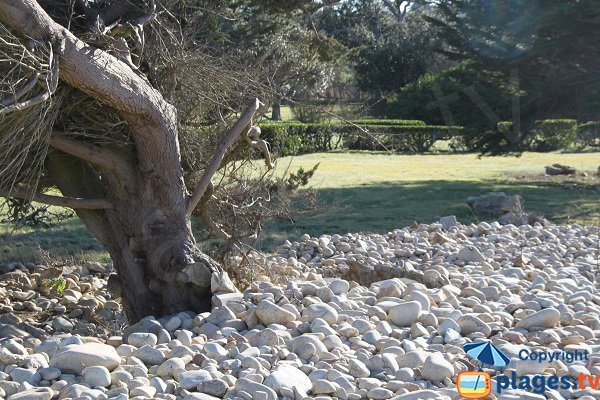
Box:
[0,218,107,263]
[258,179,600,251]
[1,178,598,261]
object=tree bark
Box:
[272,102,282,120]
[0,0,221,321]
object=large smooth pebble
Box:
[264,364,312,396]
[290,334,328,358]
[49,343,120,374]
[235,378,277,400]
[348,358,370,378]
[7,388,53,400]
[421,353,454,382]
[157,358,186,378]
[329,279,350,295]
[389,301,421,327]
[458,315,491,337]
[82,366,111,387]
[255,300,296,325]
[396,351,428,369]
[304,303,338,325]
[515,308,560,330]
[177,370,212,390]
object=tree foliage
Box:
[316,0,440,99]
[385,61,513,151]
[430,0,600,123]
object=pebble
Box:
[457,246,486,262]
[255,300,296,325]
[264,364,312,396]
[7,387,53,400]
[165,316,182,331]
[312,379,337,394]
[177,370,212,390]
[51,317,73,332]
[235,378,277,400]
[127,332,158,347]
[49,343,121,374]
[135,344,166,365]
[458,315,492,337]
[515,308,561,330]
[421,353,454,381]
[199,379,228,397]
[0,218,598,400]
[82,365,111,387]
[156,358,186,378]
[388,301,421,327]
[368,387,394,399]
[348,358,371,378]
[304,303,338,325]
[330,279,350,295]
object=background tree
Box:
[221,1,345,120]
[316,0,440,111]
[384,61,513,151]
[428,0,600,151]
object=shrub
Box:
[577,121,600,147]
[341,125,462,153]
[259,122,334,156]
[496,121,514,136]
[260,120,463,155]
[531,119,577,151]
[350,119,426,126]
[43,277,67,294]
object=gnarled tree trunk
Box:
[0,0,243,322]
[45,151,217,320]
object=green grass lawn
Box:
[258,151,600,250]
[1,151,598,262]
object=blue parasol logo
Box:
[464,340,511,369]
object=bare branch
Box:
[199,182,231,240]
[0,37,59,114]
[49,133,133,177]
[187,98,261,215]
[0,72,40,106]
[0,89,50,114]
[0,187,112,209]
[132,0,156,26]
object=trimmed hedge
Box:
[531,119,577,151]
[259,122,335,156]
[349,119,426,126]
[259,121,462,155]
[342,125,462,152]
[577,121,600,147]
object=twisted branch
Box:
[0,73,40,107]
[0,187,112,209]
[49,133,133,178]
